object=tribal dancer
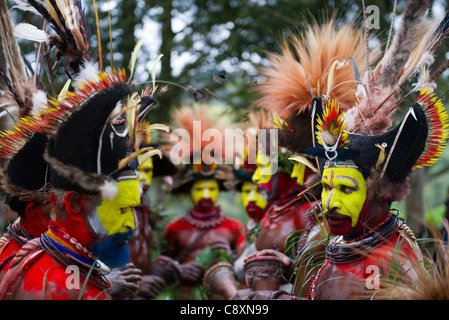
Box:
[157,104,245,299]
[231,17,372,299]
[304,0,449,299]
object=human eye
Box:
[322,183,332,191]
[341,185,357,194]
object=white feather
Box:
[100,180,119,200]
[344,107,357,131]
[14,23,48,42]
[72,60,99,86]
[11,0,41,15]
[31,89,48,118]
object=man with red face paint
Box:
[0,68,161,300]
[0,133,52,283]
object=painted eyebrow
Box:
[335,175,359,189]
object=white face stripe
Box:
[203,183,209,199]
[89,208,109,237]
[248,184,256,201]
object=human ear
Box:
[62,191,83,222]
[25,202,37,217]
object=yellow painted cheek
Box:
[141,170,153,186]
[254,190,267,209]
[190,188,203,206]
[321,189,331,210]
[97,180,141,234]
[291,162,306,185]
[190,180,219,205]
[253,153,272,184]
[138,158,154,186]
[342,192,366,227]
[241,182,253,207]
[208,187,219,203]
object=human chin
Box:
[246,202,266,220]
[91,229,134,268]
[196,198,215,211]
[325,209,354,235]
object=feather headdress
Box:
[13,0,90,73]
[0,1,53,201]
[254,20,376,156]
[168,104,231,164]
[346,0,449,135]
[254,20,375,119]
[166,104,234,193]
[0,0,43,118]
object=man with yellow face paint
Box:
[252,150,319,255]
[0,71,159,300]
[241,181,267,226]
[301,94,436,300]
[231,143,321,300]
[162,172,245,299]
[159,105,245,300]
[127,150,177,299]
[320,166,367,236]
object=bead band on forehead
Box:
[324,160,360,170]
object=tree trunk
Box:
[405,167,428,238]
[153,0,178,124]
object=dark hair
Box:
[4,195,28,218]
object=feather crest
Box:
[413,87,449,169]
[254,20,376,119]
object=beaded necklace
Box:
[342,214,393,243]
[39,225,110,290]
[184,208,225,229]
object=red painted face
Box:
[245,202,266,220]
[21,201,52,238]
[51,192,101,246]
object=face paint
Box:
[91,229,133,269]
[21,201,52,238]
[321,167,366,231]
[138,157,154,187]
[241,181,267,209]
[96,179,141,235]
[190,179,219,207]
[252,152,272,185]
[290,161,307,186]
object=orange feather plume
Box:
[253,20,376,119]
[165,104,233,164]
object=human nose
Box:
[326,189,341,211]
[248,185,256,201]
[252,168,262,184]
[123,210,136,231]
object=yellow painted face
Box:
[241,181,267,209]
[138,156,154,186]
[190,179,219,206]
[290,161,307,186]
[252,152,272,185]
[321,167,367,227]
[96,179,141,235]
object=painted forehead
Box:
[322,168,364,186]
[192,179,218,187]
